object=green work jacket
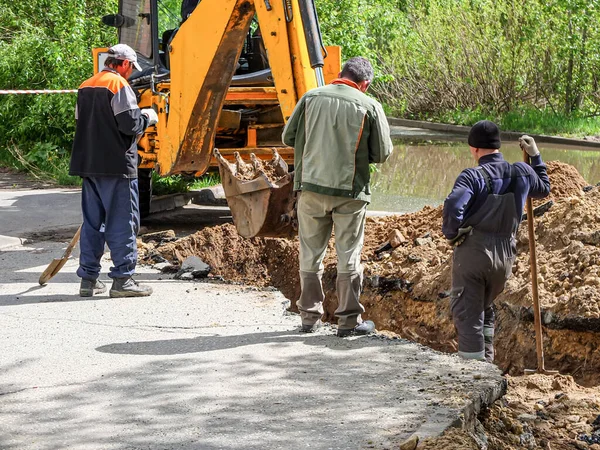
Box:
[282,82,393,203]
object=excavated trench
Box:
[139,161,600,388]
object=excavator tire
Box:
[138,168,153,221]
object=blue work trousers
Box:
[77,177,140,280]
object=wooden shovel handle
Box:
[523,150,546,372]
[62,224,82,258]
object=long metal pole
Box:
[524,149,546,372]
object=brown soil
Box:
[418,373,600,450]
[139,223,301,301]
[229,153,287,182]
[542,160,588,202]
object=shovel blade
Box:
[38,258,69,285]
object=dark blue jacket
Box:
[70,68,148,178]
[442,152,550,239]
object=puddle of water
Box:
[370,140,600,213]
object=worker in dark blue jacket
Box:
[442,120,550,362]
[70,44,158,298]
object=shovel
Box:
[521,148,557,375]
[38,225,82,285]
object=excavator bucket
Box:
[214,148,297,238]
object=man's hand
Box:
[519,135,539,157]
[446,226,473,247]
[141,108,158,126]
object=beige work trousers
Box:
[296,190,368,329]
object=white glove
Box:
[141,108,158,126]
[519,135,539,157]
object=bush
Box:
[315,0,407,78]
[0,0,117,181]
[369,0,600,119]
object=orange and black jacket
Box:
[69,68,148,178]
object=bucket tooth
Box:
[270,148,288,177]
[234,151,252,177]
[213,148,236,176]
[250,153,264,172]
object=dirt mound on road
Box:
[139,223,301,301]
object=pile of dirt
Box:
[511,190,600,319]
[139,160,600,383]
[419,373,600,450]
[543,160,588,202]
[139,223,301,301]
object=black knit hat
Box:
[468,120,501,149]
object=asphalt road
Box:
[0,175,505,450]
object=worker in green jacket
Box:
[282,57,393,337]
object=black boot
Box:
[79,279,107,297]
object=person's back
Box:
[70,69,143,178]
[288,82,389,202]
[282,57,393,337]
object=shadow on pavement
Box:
[0,242,165,306]
[0,337,462,450]
[95,329,403,356]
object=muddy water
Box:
[370,141,600,212]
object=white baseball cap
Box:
[108,44,142,71]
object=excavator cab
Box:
[98,0,341,237]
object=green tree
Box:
[0,0,118,181]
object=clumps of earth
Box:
[138,160,600,449]
[227,151,288,182]
[418,373,600,450]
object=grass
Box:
[0,144,81,187]
[414,107,600,138]
[189,173,220,190]
[152,171,221,196]
[151,172,190,196]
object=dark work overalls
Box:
[450,165,520,362]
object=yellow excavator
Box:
[96,0,340,237]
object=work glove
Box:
[141,108,158,126]
[519,135,539,157]
[447,226,473,247]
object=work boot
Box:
[109,277,153,298]
[337,320,376,338]
[79,279,107,297]
[300,320,322,333]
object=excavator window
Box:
[236,22,270,75]
[118,0,153,59]
[156,0,181,68]
[155,0,270,77]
